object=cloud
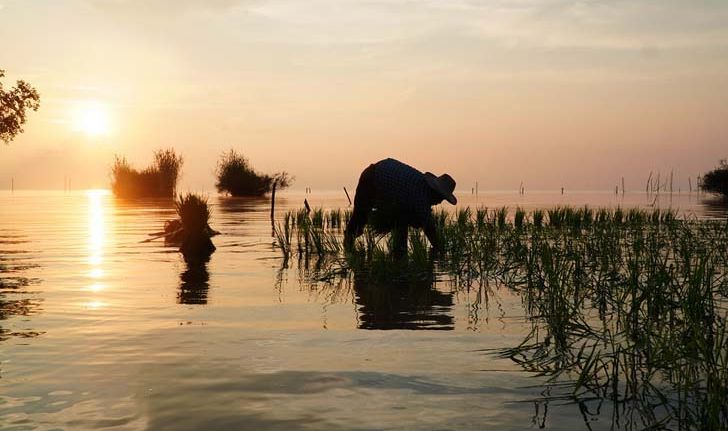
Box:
[205,0,728,52]
[454,0,728,50]
[88,0,257,16]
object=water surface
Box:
[1,190,724,430]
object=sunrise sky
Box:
[1,0,727,192]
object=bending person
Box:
[344,158,457,252]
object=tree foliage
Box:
[702,159,728,197]
[215,149,292,197]
[0,69,40,144]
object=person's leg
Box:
[391,225,408,257]
[345,164,376,248]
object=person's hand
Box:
[428,244,441,260]
[344,233,355,252]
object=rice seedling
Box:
[273,205,728,429]
[514,207,525,230]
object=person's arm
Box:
[423,213,440,250]
[345,164,377,249]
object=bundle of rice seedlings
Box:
[176,193,210,235]
[174,193,216,258]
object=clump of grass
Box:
[166,193,216,258]
[702,159,728,197]
[532,209,544,228]
[111,149,182,198]
[215,149,292,197]
[176,193,210,235]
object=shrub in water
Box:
[702,160,728,197]
[111,149,182,198]
[215,149,292,197]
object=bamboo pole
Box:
[343,186,352,205]
[646,171,653,194]
[270,181,277,227]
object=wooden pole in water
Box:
[670,171,674,194]
[475,181,479,197]
[343,186,352,206]
[270,181,277,227]
[656,172,661,193]
[646,171,652,194]
[621,177,625,195]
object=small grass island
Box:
[215,149,292,197]
[111,149,183,198]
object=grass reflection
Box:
[178,253,211,305]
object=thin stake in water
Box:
[343,186,352,205]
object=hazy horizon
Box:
[2,0,727,192]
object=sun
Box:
[72,101,112,137]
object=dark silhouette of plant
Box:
[111,148,183,198]
[702,160,728,197]
[174,193,216,260]
[0,69,40,144]
[215,149,292,197]
[176,193,211,236]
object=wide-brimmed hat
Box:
[424,172,457,205]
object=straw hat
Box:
[424,172,457,205]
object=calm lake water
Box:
[1,190,725,431]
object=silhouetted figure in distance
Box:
[345,158,457,252]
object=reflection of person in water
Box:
[352,270,454,330]
[178,253,211,305]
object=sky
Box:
[1,0,727,192]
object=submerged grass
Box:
[274,205,728,429]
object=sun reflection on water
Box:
[88,283,105,292]
[87,189,107,263]
[86,189,110,306]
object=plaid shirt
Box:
[371,158,432,228]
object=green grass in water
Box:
[274,206,728,429]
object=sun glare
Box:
[72,101,112,137]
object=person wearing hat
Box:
[344,158,457,253]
